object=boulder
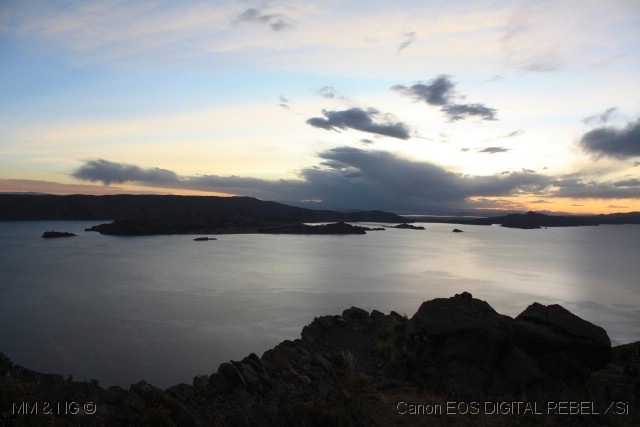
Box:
[514,303,612,378]
[342,306,369,321]
[408,293,514,397]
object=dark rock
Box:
[515,302,612,373]
[316,315,336,330]
[166,383,194,401]
[452,228,463,232]
[209,372,233,394]
[236,362,261,386]
[193,236,217,241]
[342,306,369,321]
[1,294,635,426]
[218,362,247,389]
[102,385,128,405]
[42,230,76,238]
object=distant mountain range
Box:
[1,194,638,234]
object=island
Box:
[394,223,426,230]
[2,293,638,426]
[41,231,76,238]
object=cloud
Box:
[579,119,640,159]
[393,75,497,121]
[397,31,416,53]
[551,177,640,199]
[443,103,497,121]
[235,8,293,32]
[392,75,455,106]
[73,159,179,186]
[582,107,618,125]
[306,108,411,140]
[73,150,640,212]
[72,148,553,211]
[318,86,337,99]
[278,95,289,109]
[501,130,524,139]
[478,146,510,154]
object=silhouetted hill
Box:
[0,194,408,235]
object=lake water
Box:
[1,221,639,388]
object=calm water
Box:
[1,221,639,388]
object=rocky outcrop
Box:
[2,294,638,426]
[406,293,614,399]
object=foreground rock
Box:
[2,294,638,426]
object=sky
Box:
[1,0,639,214]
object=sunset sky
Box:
[1,0,639,213]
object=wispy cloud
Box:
[583,107,618,125]
[478,147,510,154]
[396,31,416,53]
[318,86,337,99]
[234,7,293,32]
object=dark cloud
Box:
[72,148,552,211]
[531,199,551,204]
[583,107,618,125]
[73,159,178,186]
[478,146,510,154]
[392,75,455,106]
[76,148,639,212]
[306,108,411,140]
[359,138,374,145]
[552,177,640,199]
[443,103,497,121]
[579,119,640,159]
[393,75,497,121]
[397,31,416,53]
[235,8,292,31]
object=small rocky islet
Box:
[2,292,638,426]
